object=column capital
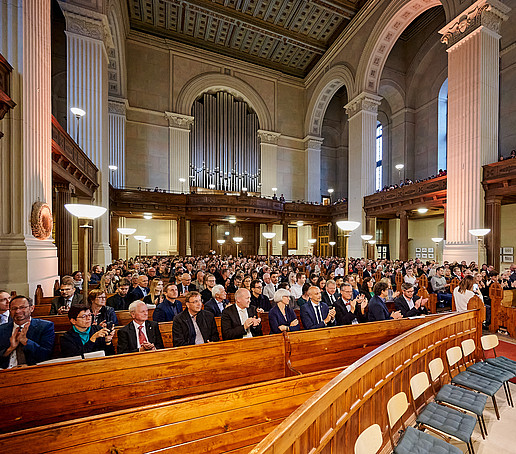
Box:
[108,98,128,116]
[439,0,510,48]
[165,111,194,129]
[54,182,72,192]
[257,130,281,144]
[58,2,113,48]
[303,135,324,151]
[344,92,382,119]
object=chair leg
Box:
[492,395,500,420]
[481,414,488,437]
[469,440,475,454]
[502,381,510,406]
[506,382,514,407]
[477,415,485,439]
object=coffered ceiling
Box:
[128,0,363,77]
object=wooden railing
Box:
[250,310,482,454]
[489,282,516,337]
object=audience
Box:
[221,288,262,340]
[88,289,118,327]
[268,289,300,334]
[300,286,335,330]
[204,285,229,317]
[50,276,83,315]
[153,283,182,322]
[0,290,11,325]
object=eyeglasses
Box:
[95,296,106,300]
[76,314,92,319]
[11,305,30,311]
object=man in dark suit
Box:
[128,275,150,303]
[394,283,430,317]
[0,296,54,368]
[250,279,271,312]
[221,288,262,340]
[177,273,197,295]
[153,283,183,322]
[300,286,336,330]
[107,278,131,311]
[117,300,164,354]
[334,283,368,325]
[321,279,340,307]
[204,285,229,316]
[172,291,219,347]
[368,282,403,322]
[50,276,84,315]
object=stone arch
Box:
[176,73,273,131]
[305,64,355,137]
[107,1,127,98]
[356,0,444,95]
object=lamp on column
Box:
[233,237,243,257]
[217,239,225,256]
[70,107,86,144]
[337,221,361,275]
[117,227,136,264]
[361,234,373,260]
[262,232,276,261]
[308,238,317,256]
[179,177,186,194]
[395,163,404,184]
[143,238,152,256]
[278,240,286,256]
[133,235,146,258]
[328,188,334,204]
[431,237,443,265]
[469,229,490,267]
[329,241,336,257]
[368,239,377,260]
[65,203,107,299]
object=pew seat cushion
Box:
[485,356,516,375]
[395,426,462,454]
[435,384,487,416]
[416,402,476,443]
[451,371,502,396]
[467,362,515,382]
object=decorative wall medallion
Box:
[31,202,53,240]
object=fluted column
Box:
[440,0,510,263]
[54,183,73,277]
[62,3,112,266]
[0,0,58,296]
[165,112,194,193]
[258,130,281,197]
[398,211,409,261]
[345,92,382,258]
[303,136,324,202]
[108,98,127,188]
[485,196,502,270]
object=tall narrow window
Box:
[375,122,383,191]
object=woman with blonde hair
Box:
[453,275,483,312]
[143,278,164,306]
[99,273,115,294]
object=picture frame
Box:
[503,247,514,255]
[428,247,434,253]
[422,247,427,252]
[428,253,434,259]
[416,247,421,253]
[415,252,421,258]
[422,253,428,259]
[502,255,514,263]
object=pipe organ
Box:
[190,91,260,193]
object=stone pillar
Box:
[485,196,502,270]
[165,112,194,193]
[365,216,376,260]
[398,211,409,262]
[345,92,382,258]
[282,221,289,256]
[61,3,112,267]
[177,216,187,256]
[210,223,217,252]
[110,213,119,260]
[108,98,127,188]
[258,130,281,197]
[303,136,324,202]
[439,0,510,263]
[0,0,58,296]
[54,183,73,277]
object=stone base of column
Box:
[443,243,478,265]
[347,231,362,260]
[92,242,112,267]
[0,236,58,297]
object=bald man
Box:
[221,288,262,340]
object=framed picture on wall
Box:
[422,248,427,252]
[422,253,428,259]
[428,247,434,253]
[503,247,514,255]
[416,248,421,253]
[503,255,514,263]
[415,253,421,258]
[428,253,434,259]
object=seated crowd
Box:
[0,255,514,368]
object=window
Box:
[375,122,383,191]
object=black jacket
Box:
[117,320,164,354]
[60,325,115,358]
[172,309,219,347]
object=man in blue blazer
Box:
[128,275,150,303]
[300,286,336,330]
[0,295,54,368]
[153,283,183,322]
[204,285,229,316]
[368,282,402,322]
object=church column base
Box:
[443,243,479,266]
[92,242,112,268]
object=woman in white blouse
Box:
[453,275,483,312]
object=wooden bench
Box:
[0,367,345,454]
[0,316,440,434]
[489,282,516,337]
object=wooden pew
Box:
[0,316,440,434]
[0,368,345,454]
[489,282,516,337]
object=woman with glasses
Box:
[268,289,301,334]
[60,304,115,358]
[88,289,118,327]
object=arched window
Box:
[437,79,448,171]
[375,122,383,191]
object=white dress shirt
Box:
[8,319,30,369]
[237,306,253,338]
[133,321,149,348]
[0,310,9,325]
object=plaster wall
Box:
[407,216,444,260]
[121,218,178,257]
[500,203,516,269]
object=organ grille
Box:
[190,91,260,193]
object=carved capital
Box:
[257,130,281,144]
[303,135,324,152]
[59,1,114,48]
[165,111,194,129]
[108,99,127,116]
[344,92,382,119]
[439,0,510,48]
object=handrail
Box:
[250,309,482,454]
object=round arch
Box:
[305,64,355,137]
[176,73,273,131]
[356,0,444,96]
[107,0,127,98]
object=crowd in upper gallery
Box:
[1,252,515,368]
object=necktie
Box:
[138,325,148,346]
[315,305,322,324]
[16,344,26,365]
